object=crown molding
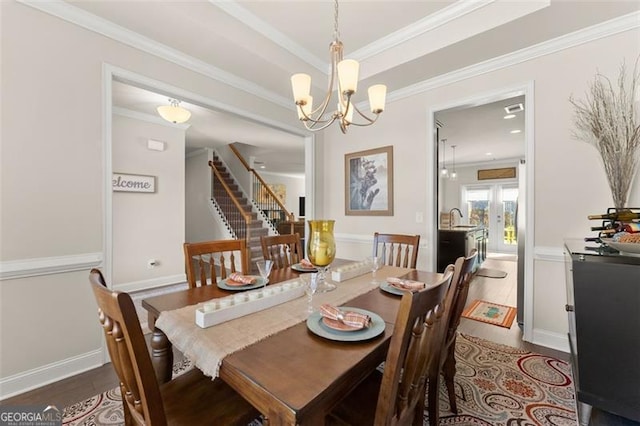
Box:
[387,11,640,104]
[211,0,326,74]
[18,0,292,109]
[351,0,494,62]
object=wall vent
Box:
[504,103,524,114]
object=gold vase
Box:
[307,220,336,292]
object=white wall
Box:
[112,115,185,289]
[260,172,305,219]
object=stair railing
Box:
[228,144,295,232]
[208,160,251,273]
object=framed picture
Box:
[477,167,516,180]
[112,173,156,193]
[345,146,393,216]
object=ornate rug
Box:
[62,334,575,425]
[462,299,517,329]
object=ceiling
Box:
[56,0,638,173]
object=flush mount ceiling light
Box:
[510,129,522,134]
[290,0,387,134]
[503,114,516,119]
[157,98,191,124]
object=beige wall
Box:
[1,0,639,399]
[112,115,185,288]
[322,29,640,346]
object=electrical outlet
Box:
[415,212,424,223]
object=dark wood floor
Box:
[5,255,634,426]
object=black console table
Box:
[564,239,640,425]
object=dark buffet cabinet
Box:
[437,226,487,272]
[564,239,640,425]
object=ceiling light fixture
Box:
[440,139,449,177]
[503,114,516,119]
[157,98,191,124]
[510,129,522,134]
[290,0,387,134]
[450,144,458,181]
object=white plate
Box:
[306,307,385,342]
[603,240,640,256]
[217,276,268,291]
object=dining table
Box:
[142,262,442,426]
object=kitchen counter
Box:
[437,226,487,272]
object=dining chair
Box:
[88,268,260,426]
[184,239,247,289]
[327,266,454,426]
[373,232,420,269]
[260,233,304,270]
[439,248,479,415]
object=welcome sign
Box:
[112,173,155,193]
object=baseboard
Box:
[114,274,186,292]
[531,328,570,353]
[0,349,103,401]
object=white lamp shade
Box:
[291,74,311,103]
[337,59,359,94]
[157,105,191,124]
[297,95,313,120]
[368,84,387,113]
[339,101,354,123]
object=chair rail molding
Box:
[0,253,103,281]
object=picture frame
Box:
[345,145,393,216]
[112,173,156,193]
[477,167,516,180]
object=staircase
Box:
[210,155,268,274]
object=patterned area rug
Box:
[462,299,517,328]
[62,334,575,425]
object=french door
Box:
[461,183,518,253]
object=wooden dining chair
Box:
[439,248,479,415]
[88,268,260,426]
[373,232,421,269]
[184,239,247,289]
[327,266,454,426]
[260,233,304,270]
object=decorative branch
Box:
[570,57,640,209]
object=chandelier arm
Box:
[303,115,340,132]
[296,104,336,126]
[347,103,379,126]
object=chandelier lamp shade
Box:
[290,0,387,134]
[157,98,191,124]
[440,139,449,177]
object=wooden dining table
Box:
[142,264,441,425]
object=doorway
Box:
[430,83,534,342]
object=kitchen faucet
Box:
[449,208,463,228]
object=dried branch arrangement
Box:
[570,58,640,209]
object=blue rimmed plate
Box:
[306,307,385,342]
[291,263,317,272]
[217,276,267,291]
[379,283,406,296]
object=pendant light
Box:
[440,139,449,177]
[450,144,458,181]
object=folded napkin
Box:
[386,277,425,292]
[319,304,371,329]
[300,258,315,268]
[226,272,257,286]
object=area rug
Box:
[61,334,575,425]
[475,268,508,278]
[462,299,517,328]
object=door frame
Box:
[428,81,535,342]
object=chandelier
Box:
[157,98,191,124]
[290,0,387,134]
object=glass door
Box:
[462,184,518,253]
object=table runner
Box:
[155,265,409,379]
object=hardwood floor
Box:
[0,257,568,409]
